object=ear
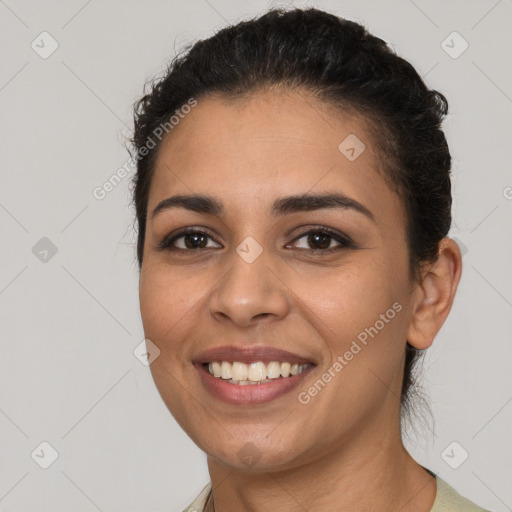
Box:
[407,238,463,350]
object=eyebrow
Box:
[151,193,375,223]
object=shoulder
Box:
[182,482,212,512]
[431,475,493,512]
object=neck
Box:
[205,419,436,512]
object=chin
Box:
[202,433,313,473]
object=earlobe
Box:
[407,238,463,350]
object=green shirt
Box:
[182,475,492,511]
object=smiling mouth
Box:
[202,361,314,385]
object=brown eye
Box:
[289,228,353,252]
[182,232,208,249]
[287,227,356,253]
[305,232,333,250]
[158,229,221,251]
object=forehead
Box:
[149,90,400,221]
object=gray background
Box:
[1,0,511,510]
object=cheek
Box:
[138,266,203,426]
[287,258,409,400]
[289,258,406,343]
[138,264,203,360]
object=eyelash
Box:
[157,226,356,254]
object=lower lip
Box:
[194,363,315,405]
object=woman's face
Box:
[139,90,417,471]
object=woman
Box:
[130,7,491,511]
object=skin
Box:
[138,89,462,511]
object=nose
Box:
[209,248,290,328]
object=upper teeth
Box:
[207,361,308,381]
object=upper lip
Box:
[193,345,315,365]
